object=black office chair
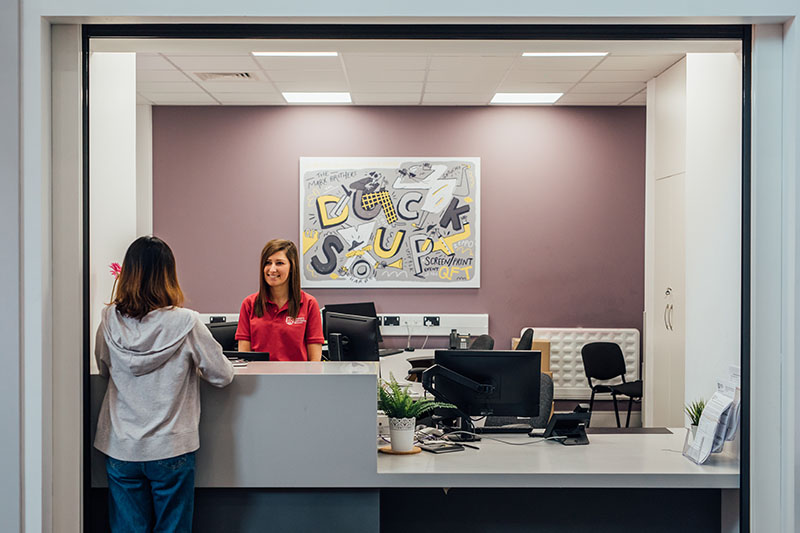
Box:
[469,334,494,350]
[515,328,534,351]
[580,342,643,428]
[485,373,554,429]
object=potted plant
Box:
[378,376,454,452]
[685,399,706,438]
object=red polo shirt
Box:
[235,290,324,361]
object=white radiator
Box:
[527,327,640,400]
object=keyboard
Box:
[476,424,533,434]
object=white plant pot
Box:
[388,417,416,452]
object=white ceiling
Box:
[91,38,742,106]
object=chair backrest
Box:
[484,373,554,429]
[469,334,494,350]
[515,328,534,351]
[580,342,627,382]
[530,373,554,428]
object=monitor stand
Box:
[440,416,481,442]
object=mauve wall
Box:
[153,106,645,349]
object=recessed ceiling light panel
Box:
[252,51,338,57]
[490,93,563,105]
[282,92,352,104]
[522,52,608,57]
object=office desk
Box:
[378,430,738,489]
[89,359,739,533]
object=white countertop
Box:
[377,429,739,488]
[234,360,379,375]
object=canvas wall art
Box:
[300,157,480,288]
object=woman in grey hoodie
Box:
[94,236,234,532]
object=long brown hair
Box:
[255,239,301,319]
[113,236,184,320]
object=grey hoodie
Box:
[94,305,234,461]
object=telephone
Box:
[448,329,471,350]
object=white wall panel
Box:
[89,53,138,368]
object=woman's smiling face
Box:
[263,250,291,290]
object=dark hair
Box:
[113,236,184,320]
[255,239,301,319]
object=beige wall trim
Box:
[51,24,84,533]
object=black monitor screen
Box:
[206,322,238,351]
[431,350,541,417]
[322,302,382,342]
[326,312,380,362]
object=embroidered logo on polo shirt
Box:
[286,316,307,325]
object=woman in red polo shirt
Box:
[235,239,324,361]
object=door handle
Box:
[667,304,674,331]
[664,304,670,330]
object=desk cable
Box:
[443,431,564,446]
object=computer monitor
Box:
[206,321,238,351]
[322,302,383,342]
[422,349,542,438]
[325,312,380,362]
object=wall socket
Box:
[423,316,440,327]
[377,313,488,337]
[383,315,401,326]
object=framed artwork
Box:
[300,157,480,288]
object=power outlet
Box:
[383,315,400,326]
[423,316,440,327]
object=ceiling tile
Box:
[252,56,341,70]
[428,56,515,71]
[556,93,630,105]
[136,54,174,70]
[422,93,492,105]
[347,70,426,82]
[136,93,153,105]
[137,70,191,83]
[495,81,574,93]
[516,56,606,70]
[214,93,286,105]
[137,82,204,93]
[349,81,423,93]
[199,81,278,94]
[504,70,587,83]
[351,93,422,105]
[570,82,646,94]
[426,68,507,83]
[425,81,499,94]
[165,55,260,71]
[272,81,349,92]
[142,93,218,105]
[583,70,654,83]
[596,54,682,71]
[621,91,647,105]
[266,70,347,83]
[342,55,428,71]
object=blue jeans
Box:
[106,452,196,533]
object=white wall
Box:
[89,53,138,365]
[136,104,153,236]
[17,6,800,533]
[684,53,742,405]
[0,1,21,531]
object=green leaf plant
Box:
[377,375,455,419]
[684,398,706,426]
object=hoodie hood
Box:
[102,305,198,377]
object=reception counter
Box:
[89,359,739,532]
